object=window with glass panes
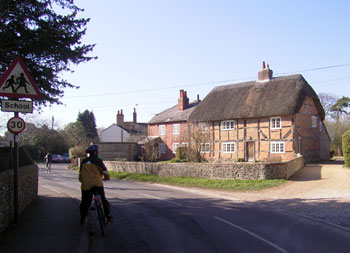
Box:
[221,120,235,130]
[271,142,285,153]
[159,125,165,135]
[172,143,180,153]
[222,142,235,153]
[159,143,166,154]
[173,124,180,135]
[200,143,210,153]
[270,117,281,129]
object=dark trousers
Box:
[80,186,110,220]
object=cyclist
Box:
[44,151,52,173]
[79,144,113,225]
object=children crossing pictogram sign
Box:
[0,57,42,99]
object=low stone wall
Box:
[0,164,38,232]
[105,156,304,180]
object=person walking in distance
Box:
[44,151,52,173]
[79,144,113,225]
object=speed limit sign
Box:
[7,116,26,134]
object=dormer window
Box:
[270,117,281,129]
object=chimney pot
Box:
[262,61,266,69]
[117,108,124,125]
[178,89,189,110]
[258,62,273,82]
[133,108,137,123]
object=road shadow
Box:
[0,191,85,253]
[103,194,350,252]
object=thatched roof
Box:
[148,101,200,124]
[189,74,325,122]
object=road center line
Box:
[139,193,183,206]
[214,216,288,253]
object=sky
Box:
[1,0,350,133]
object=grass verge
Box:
[69,165,286,191]
[108,171,286,191]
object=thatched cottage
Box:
[148,62,330,163]
[189,62,330,163]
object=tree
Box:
[330,96,350,122]
[318,92,338,118]
[0,0,96,107]
[61,121,88,147]
[143,137,162,162]
[342,130,350,167]
[182,122,211,162]
[330,96,350,156]
[77,110,98,140]
[3,122,69,160]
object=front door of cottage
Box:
[246,141,255,162]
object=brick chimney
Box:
[178,89,189,110]
[117,109,124,126]
[133,108,137,123]
[258,61,273,82]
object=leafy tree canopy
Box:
[330,96,350,115]
[77,109,98,139]
[0,0,96,108]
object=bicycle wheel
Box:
[96,203,106,236]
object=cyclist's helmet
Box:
[86,144,98,154]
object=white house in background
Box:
[100,124,130,142]
[99,108,147,143]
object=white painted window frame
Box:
[222,142,235,153]
[159,125,165,136]
[221,120,235,130]
[172,143,180,154]
[270,117,281,129]
[173,124,180,135]
[312,116,317,128]
[200,142,210,153]
[270,141,285,153]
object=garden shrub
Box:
[175,147,189,160]
[342,130,350,167]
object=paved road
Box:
[38,163,350,253]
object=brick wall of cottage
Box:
[206,115,294,162]
[294,97,330,163]
[148,122,189,160]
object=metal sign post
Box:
[13,111,19,223]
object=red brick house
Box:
[188,62,330,163]
[148,90,201,160]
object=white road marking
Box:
[214,216,288,253]
[43,186,62,194]
[139,193,183,206]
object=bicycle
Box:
[90,190,107,236]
